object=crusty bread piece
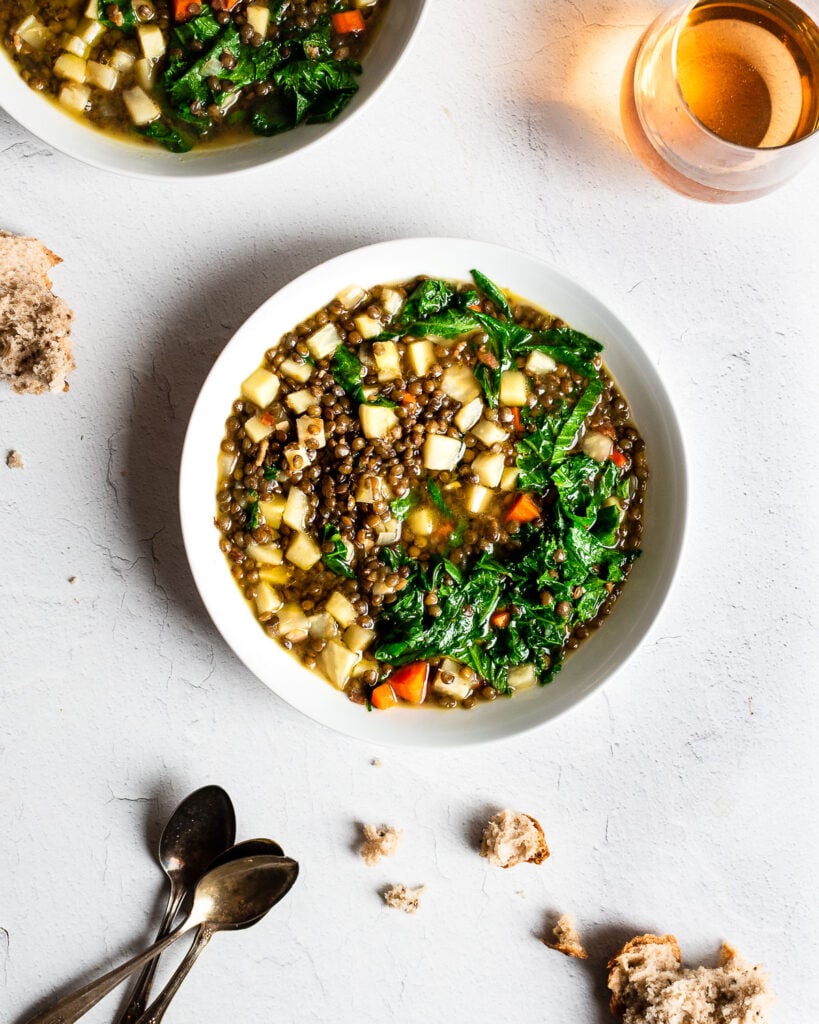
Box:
[0,231,75,395]
[360,824,402,866]
[544,913,588,959]
[607,934,773,1023]
[382,884,424,914]
[6,449,24,469]
[480,809,549,868]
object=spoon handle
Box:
[133,926,213,1024]
[113,887,184,1024]
[23,923,191,1024]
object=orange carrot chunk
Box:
[389,661,429,704]
[371,683,398,710]
[332,10,366,33]
[505,493,541,523]
[490,608,511,628]
[510,408,523,432]
[173,0,192,20]
[609,449,628,468]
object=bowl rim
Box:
[179,237,689,748]
[0,0,428,180]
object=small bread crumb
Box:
[68,576,77,584]
[360,824,402,866]
[607,934,773,1023]
[382,884,425,914]
[6,449,24,469]
[544,914,588,959]
[480,809,549,868]
[371,758,383,767]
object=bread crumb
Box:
[480,809,549,868]
[371,758,383,767]
[0,231,75,395]
[360,824,402,865]
[68,576,77,584]
[6,449,24,469]
[607,934,773,1023]
[382,884,424,914]
[544,914,588,959]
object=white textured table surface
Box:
[2,1,819,1021]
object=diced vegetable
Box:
[258,495,286,527]
[276,603,310,640]
[507,663,538,691]
[359,404,398,439]
[258,564,291,585]
[375,518,401,546]
[285,531,322,570]
[283,444,313,473]
[309,612,339,640]
[442,364,480,404]
[134,57,157,92]
[370,683,397,710]
[354,314,381,339]
[283,487,310,531]
[389,661,429,704]
[110,49,135,71]
[336,284,367,310]
[255,582,282,616]
[454,396,484,432]
[241,368,280,409]
[285,389,314,414]
[244,414,276,444]
[490,608,511,628]
[422,433,465,472]
[526,349,558,375]
[245,3,270,38]
[407,506,435,536]
[470,417,509,446]
[77,17,106,45]
[581,430,614,462]
[432,661,473,700]
[380,288,403,318]
[499,370,528,407]
[465,482,493,515]
[499,466,520,491]
[138,24,166,61]
[217,450,237,480]
[87,61,118,91]
[245,542,283,566]
[506,493,541,523]
[279,358,313,383]
[15,15,51,50]
[373,341,401,381]
[306,322,342,361]
[54,53,87,83]
[332,9,366,33]
[344,624,376,652]
[58,82,91,112]
[173,0,194,20]
[123,85,160,125]
[472,451,505,488]
[609,448,628,469]
[63,35,90,58]
[407,339,435,377]
[326,591,358,629]
[296,415,327,449]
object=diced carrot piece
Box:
[389,661,429,704]
[505,493,541,523]
[332,10,366,33]
[371,683,398,710]
[510,408,523,432]
[609,449,628,468]
[400,392,416,406]
[490,608,511,628]
[223,0,241,8]
[261,412,275,425]
[173,0,192,20]
[432,522,454,542]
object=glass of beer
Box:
[621,0,819,201]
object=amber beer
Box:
[622,0,819,201]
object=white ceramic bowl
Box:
[0,2,426,178]
[180,238,687,747]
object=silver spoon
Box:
[133,840,286,1024]
[24,855,299,1024]
[114,785,236,1024]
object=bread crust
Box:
[607,934,681,1014]
[480,810,550,868]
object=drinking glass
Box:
[621,0,819,201]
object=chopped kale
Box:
[426,479,453,519]
[320,524,354,579]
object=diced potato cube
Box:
[84,0,99,17]
[380,288,403,318]
[526,349,558,375]
[353,655,380,678]
[355,0,378,6]
[318,639,360,689]
[470,417,509,447]
[359,404,398,439]
[336,283,367,310]
[283,487,310,532]
[355,475,389,504]
[58,81,91,112]
[309,612,339,640]
[277,603,310,639]
[110,48,136,71]
[407,339,435,376]
[296,415,326,449]
[373,340,401,381]
[285,389,314,414]
[422,433,464,472]
[283,444,312,473]
[87,60,118,91]
[375,518,401,546]
[54,52,87,83]
[454,396,484,432]
[134,57,156,91]
[138,24,165,61]
[354,314,382,339]
[279,358,312,383]
[245,542,283,566]
[258,495,286,527]
[255,583,282,616]
[344,624,375,652]
[217,450,237,480]
[241,368,280,409]
[507,663,538,691]
[286,532,322,571]
[499,466,520,491]
[246,3,270,37]
[499,370,528,406]
[441,364,480,404]
[581,430,614,462]
[258,564,291,585]
[433,660,473,701]
[472,451,505,488]
[63,35,90,58]
[77,17,106,45]
[465,483,493,515]
[16,15,51,50]
[326,591,358,629]
[244,414,276,444]
[123,85,160,125]
[306,322,342,361]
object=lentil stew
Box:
[215,270,648,711]
[1,0,386,152]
